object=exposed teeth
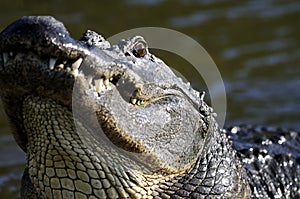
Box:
[57,64,64,69]
[72,58,83,69]
[130,98,145,106]
[2,53,8,63]
[93,77,116,94]
[137,100,145,105]
[72,69,79,76]
[104,78,110,86]
[131,98,137,104]
[2,53,82,77]
[94,78,104,93]
[49,58,56,70]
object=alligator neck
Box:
[22,95,250,198]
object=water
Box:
[0,0,299,197]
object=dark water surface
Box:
[0,0,299,197]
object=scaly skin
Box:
[0,16,298,198]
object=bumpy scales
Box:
[0,16,299,198]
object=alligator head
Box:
[0,16,250,198]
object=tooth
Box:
[137,100,144,105]
[49,58,56,70]
[2,53,8,63]
[9,52,13,56]
[57,64,64,69]
[104,78,109,86]
[99,79,104,92]
[94,79,104,93]
[131,98,137,105]
[72,58,83,69]
[72,69,79,76]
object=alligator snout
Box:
[0,16,86,59]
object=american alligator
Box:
[0,16,299,198]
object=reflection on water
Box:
[0,0,299,197]
[171,0,300,26]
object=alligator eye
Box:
[132,41,147,58]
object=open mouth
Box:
[48,57,83,75]
[1,16,211,173]
[0,50,165,110]
[90,72,163,107]
[0,16,197,110]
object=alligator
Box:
[0,16,299,199]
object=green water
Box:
[0,0,299,197]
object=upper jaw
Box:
[0,16,87,59]
[0,16,204,110]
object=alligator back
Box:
[225,125,300,198]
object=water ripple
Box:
[222,39,293,60]
[171,0,300,27]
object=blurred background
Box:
[0,0,299,197]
